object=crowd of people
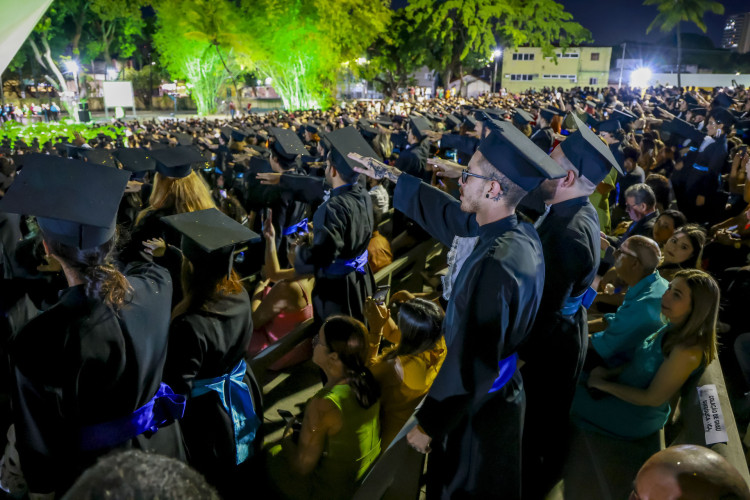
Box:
[0,82,749,499]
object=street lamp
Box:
[64,60,80,97]
[491,49,502,95]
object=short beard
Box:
[538,179,559,203]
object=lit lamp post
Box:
[356,57,368,99]
[491,49,502,95]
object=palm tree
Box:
[644,0,724,88]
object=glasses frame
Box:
[461,168,495,184]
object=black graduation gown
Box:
[395,140,431,183]
[8,261,184,495]
[518,197,599,496]
[294,182,375,323]
[439,133,479,165]
[163,290,257,499]
[681,135,728,223]
[529,126,554,153]
[393,174,544,500]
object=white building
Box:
[447,75,491,98]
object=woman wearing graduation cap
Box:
[148,208,261,499]
[0,155,185,497]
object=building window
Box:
[554,52,580,59]
[591,52,600,61]
[509,74,533,81]
[589,77,598,85]
[511,53,535,61]
[543,74,577,80]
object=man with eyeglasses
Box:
[348,118,566,499]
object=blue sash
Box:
[689,146,698,152]
[79,382,186,452]
[323,250,369,276]
[692,164,709,172]
[282,218,309,236]
[488,353,518,394]
[560,286,598,316]
[191,359,260,465]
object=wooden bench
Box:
[374,239,444,297]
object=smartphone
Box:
[278,409,294,422]
[219,189,227,199]
[373,285,390,304]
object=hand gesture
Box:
[347,152,401,183]
[364,297,390,332]
[406,425,432,454]
[257,172,282,185]
[389,290,415,305]
[125,180,143,193]
[263,209,275,241]
[600,233,611,251]
[143,238,166,258]
[427,157,462,178]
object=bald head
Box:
[633,445,750,500]
[625,235,662,274]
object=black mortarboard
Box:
[513,108,534,126]
[64,144,88,159]
[149,146,205,178]
[585,114,600,130]
[445,114,462,129]
[539,108,562,122]
[326,126,379,177]
[691,107,707,117]
[684,94,698,106]
[611,109,637,125]
[710,106,735,127]
[113,148,156,176]
[78,148,117,168]
[374,116,392,127]
[712,93,735,109]
[0,154,129,249]
[161,208,259,278]
[464,115,478,130]
[173,132,193,146]
[664,117,705,144]
[359,122,380,139]
[248,156,273,176]
[269,127,308,160]
[303,123,319,134]
[477,120,567,191]
[560,114,623,183]
[408,115,432,141]
[597,119,623,134]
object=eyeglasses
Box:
[461,168,495,184]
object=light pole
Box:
[618,42,627,89]
[491,49,502,95]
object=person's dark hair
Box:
[623,146,640,164]
[173,256,243,319]
[478,157,528,207]
[612,128,627,142]
[62,450,221,500]
[391,298,444,358]
[219,193,247,223]
[47,234,133,310]
[270,148,296,171]
[657,209,687,232]
[645,173,671,210]
[624,183,656,209]
[322,316,380,409]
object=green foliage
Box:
[0,120,124,149]
[644,0,725,34]
[406,0,591,87]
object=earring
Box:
[485,193,490,198]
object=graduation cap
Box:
[374,116,392,127]
[477,120,567,191]
[683,94,698,106]
[79,148,117,168]
[113,148,156,178]
[559,114,623,184]
[712,93,735,109]
[359,122,380,139]
[611,109,637,125]
[326,126,379,177]
[408,115,433,141]
[597,119,623,134]
[445,114,462,129]
[64,144,89,159]
[269,127,308,160]
[710,106,735,127]
[463,115,477,130]
[512,108,534,126]
[539,108,563,122]
[247,156,273,176]
[149,146,206,178]
[172,132,193,146]
[161,208,260,279]
[663,117,705,144]
[303,123,320,134]
[585,114,601,131]
[691,107,707,117]
[0,154,129,249]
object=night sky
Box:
[392,0,750,48]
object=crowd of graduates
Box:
[0,82,749,499]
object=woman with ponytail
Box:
[0,156,183,498]
[266,315,381,500]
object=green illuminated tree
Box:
[644,0,724,87]
[87,0,147,75]
[407,0,590,93]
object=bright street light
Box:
[356,57,368,65]
[64,61,79,75]
[492,49,502,59]
[630,67,652,88]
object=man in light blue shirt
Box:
[589,235,668,366]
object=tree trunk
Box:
[676,24,682,89]
[441,69,453,95]
[214,42,242,110]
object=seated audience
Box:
[363,296,447,448]
[651,209,687,247]
[658,224,706,281]
[589,236,668,366]
[266,316,381,500]
[573,269,719,441]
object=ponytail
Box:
[47,234,133,310]
[322,316,381,409]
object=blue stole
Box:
[692,164,709,172]
[323,250,369,276]
[190,359,260,465]
[282,218,309,236]
[79,382,186,452]
[488,353,518,394]
[560,286,598,316]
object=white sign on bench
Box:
[697,384,729,445]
